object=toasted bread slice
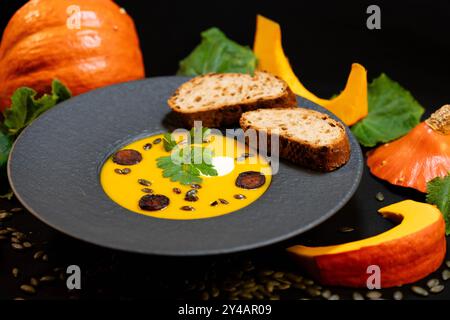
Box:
[240,108,351,171]
[168,71,297,127]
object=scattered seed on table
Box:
[234,194,246,200]
[307,288,321,297]
[30,278,39,287]
[352,292,364,300]
[33,251,45,260]
[20,284,36,294]
[153,138,162,144]
[11,237,20,243]
[446,260,450,268]
[442,269,450,281]
[375,192,385,201]
[366,291,382,300]
[143,143,152,150]
[0,229,10,235]
[273,272,284,279]
[328,294,340,300]
[304,279,314,286]
[13,297,25,301]
[411,286,428,297]
[11,243,24,250]
[40,275,56,282]
[0,212,12,220]
[393,291,404,300]
[12,268,19,278]
[339,226,355,233]
[11,208,23,213]
[138,179,151,186]
[427,278,440,288]
[430,285,444,293]
[322,290,331,299]
[42,254,49,262]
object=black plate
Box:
[8,77,363,256]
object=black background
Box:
[0,0,449,301]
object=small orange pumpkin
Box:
[0,0,145,110]
[367,105,450,192]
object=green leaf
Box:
[426,174,450,235]
[177,28,257,76]
[0,131,12,177]
[351,74,424,147]
[163,132,178,152]
[2,80,72,138]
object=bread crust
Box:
[167,73,297,128]
[239,109,351,172]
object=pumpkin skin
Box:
[0,0,145,110]
[287,201,446,288]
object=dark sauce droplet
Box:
[139,194,169,211]
[235,171,266,189]
[112,149,142,165]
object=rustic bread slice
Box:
[240,108,351,171]
[168,71,297,127]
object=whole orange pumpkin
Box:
[0,0,145,110]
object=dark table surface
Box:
[0,0,449,300]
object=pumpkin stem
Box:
[425,104,450,134]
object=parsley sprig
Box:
[157,129,218,185]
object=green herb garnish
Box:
[426,174,450,235]
[351,74,424,147]
[177,28,257,76]
[163,132,178,152]
[190,127,211,143]
[157,136,218,185]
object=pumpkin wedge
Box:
[253,15,368,126]
[287,200,446,288]
[0,0,145,110]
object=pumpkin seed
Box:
[285,273,303,283]
[22,242,32,248]
[210,200,219,207]
[322,290,331,299]
[191,184,202,189]
[153,138,162,144]
[42,254,49,261]
[339,226,355,233]
[0,212,12,220]
[366,291,382,300]
[143,143,152,150]
[211,287,220,298]
[234,194,246,200]
[172,188,181,194]
[430,285,444,293]
[20,284,36,294]
[14,297,25,301]
[446,260,450,268]
[411,286,429,297]
[114,168,124,174]
[352,292,364,300]
[11,243,24,250]
[121,168,131,174]
[11,237,20,243]
[307,288,321,297]
[30,278,39,287]
[219,198,229,204]
[138,179,151,186]
[12,268,19,278]
[259,270,274,276]
[0,229,11,235]
[141,188,153,193]
[40,275,56,282]
[375,192,385,201]
[442,269,450,281]
[11,208,23,212]
[185,189,198,202]
[180,206,195,211]
[393,291,403,300]
[273,272,284,279]
[33,251,45,260]
[427,278,440,288]
[328,294,340,300]
[304,279,314,286]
